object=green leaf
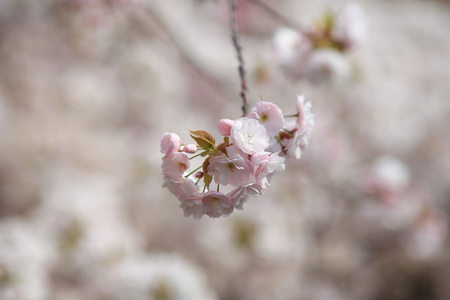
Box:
[189,130,216,150]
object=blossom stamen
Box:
[261,114,269,122]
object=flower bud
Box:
[160,132,181,154]
[183,144,197,154]
[217,119,234,136]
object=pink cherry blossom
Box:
[207,146,251,186]
[296,95,315,141]
[159,93,314,218]
[282,122,310,159]
[180,202,204,219]
[161,152,190,178]
[280,95,315,159]
[231,117,269,155]
[179,192,204,219]
[201,191,234,218]
[227,183,263,210]
[254,152,286,188]
[183,144,197,154]
[296,95,307,127]
[217,119,234,136]
[266,136,283,154]
[249,101,285,137]
[160,132,181,154]
[162,176,199,201]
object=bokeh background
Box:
[1,0,450,299]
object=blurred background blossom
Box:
[0,0,450,299]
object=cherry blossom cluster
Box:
[161,95,314,219]
[273,4,367,82]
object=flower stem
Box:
[284,114,299,118]
[275,136,287,155]
[189,151,207,160]
[185,165,203,178]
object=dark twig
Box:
[228,0,249,117]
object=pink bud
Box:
[183,144,197,154]
[160,132,181,154]
[195,171,204,179]
[217,119,234,136]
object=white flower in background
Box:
[406,210,448,259]
[0,220,53,300]
[304,49,351,84]
[103,254,218,300]
[363,155,410,203]
[333,4,368,50]
[196,198,306,273]
[272,5,366,83]
[273,27,312,77]
[35,171,143,275]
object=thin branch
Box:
[228,0,249,117]
[136,5,231,105]
[247,0,309,33]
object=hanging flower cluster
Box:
[161,95,314,219]
[273,4,367,83]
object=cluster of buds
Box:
[273,4,367,83]
[161,95,314,219]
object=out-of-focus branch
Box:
[136,5,230,104]
[247,0,309,33]
[228,0,248,117]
